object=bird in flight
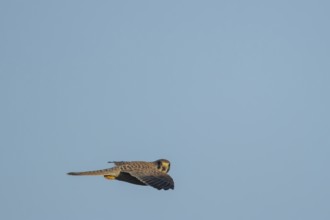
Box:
[67,159,174,190]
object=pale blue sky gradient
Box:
[1,1,330,220]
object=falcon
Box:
[67,159,174,190]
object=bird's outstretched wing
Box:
[126,169,174,190]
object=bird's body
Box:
[67,159,174,190]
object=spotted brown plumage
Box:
[67,159,174,190]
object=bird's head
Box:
[154,159,171,173]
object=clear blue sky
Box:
[1,1,329,219]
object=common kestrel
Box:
[67,159,174,190]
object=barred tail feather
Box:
[67,168,113,176]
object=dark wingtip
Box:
[67,172,77,175]
[166,185,174,190]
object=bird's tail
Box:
[67,168,114,176]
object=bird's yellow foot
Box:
[104,175,116,180]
